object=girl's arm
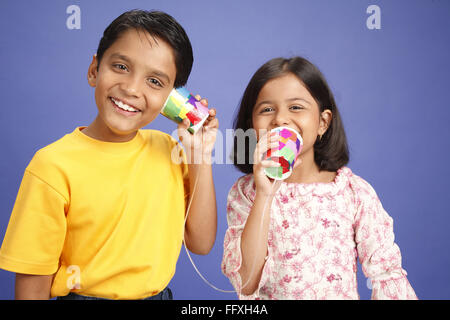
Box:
[15,273,53,300]
[353,177,417,300]
[237,132,282,295]
[238,192,274,295]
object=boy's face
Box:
[87,28,177,139]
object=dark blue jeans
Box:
[57,287,173,300]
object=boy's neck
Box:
[82,116,138,143]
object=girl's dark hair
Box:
[232,56,349,174]
[96,9,193,88]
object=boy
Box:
[0,10,218,300]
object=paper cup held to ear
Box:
[161,87,210,134]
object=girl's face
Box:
[252,73,332,162]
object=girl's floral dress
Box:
[222,167,417,300]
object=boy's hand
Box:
[177,95,219,164]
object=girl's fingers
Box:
[293,157,302,169]
[253,131,280,164]
[260,160,281,168]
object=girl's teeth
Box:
[112,98,139,112]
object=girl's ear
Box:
[319,109,333,137]
[87,54,98,87]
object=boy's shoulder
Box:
[25,130,78,176]
[30,131,75,162]
[140,128,178,146]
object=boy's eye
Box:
[148,78,163,87]
[290,105,304,110]
[113,63,128,71]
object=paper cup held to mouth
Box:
[263,126,303,180]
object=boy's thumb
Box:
[178,118,191,130]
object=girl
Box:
[221,57,417,300]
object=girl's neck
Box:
[285,152,337,184]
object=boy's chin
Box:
[103,119,142,137]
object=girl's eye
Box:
[148,78,163,87]
[260,106,274,113]
[290,105,304,110]
[113,64,128,71]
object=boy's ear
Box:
[319,109,333,136]
[87,54,98,87]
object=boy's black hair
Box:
[96,9,193,88]
[232,56,349,174]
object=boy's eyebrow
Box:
[110,53,132,64]
[109,52,171,83]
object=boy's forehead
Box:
[109,28,162,53]
[103,28,176,76]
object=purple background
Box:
[1,0,449,300]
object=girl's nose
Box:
[272,110,291,127]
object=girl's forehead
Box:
[257,74,314,103]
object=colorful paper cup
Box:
[263,127,303,180]
[160,87,210,134]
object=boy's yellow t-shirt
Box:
[0,127,189,299]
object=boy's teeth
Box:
[111,98,139,112]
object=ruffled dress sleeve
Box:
[352,176,418,300]
[221,175,274,300]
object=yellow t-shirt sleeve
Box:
[0,170,68,275]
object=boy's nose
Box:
[120,76,142,98]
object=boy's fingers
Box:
[208,108,216,117]
[178,118,191,131]
[204,118,219,130]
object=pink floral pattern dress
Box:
[221,167,417,300]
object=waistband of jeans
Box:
[57,287,172,300]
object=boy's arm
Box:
[15,273,53,300]
[178,100,218,255]
[183,161,217,255]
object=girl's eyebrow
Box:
[286,97,311,105]
[255,97,311,108]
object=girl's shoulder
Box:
[228,173,256,203]
[345,168,382,206]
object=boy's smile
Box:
[85,28,177,142]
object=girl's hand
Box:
[253,131,282,197]
[253,131,302,197]
[178,95,219,164]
